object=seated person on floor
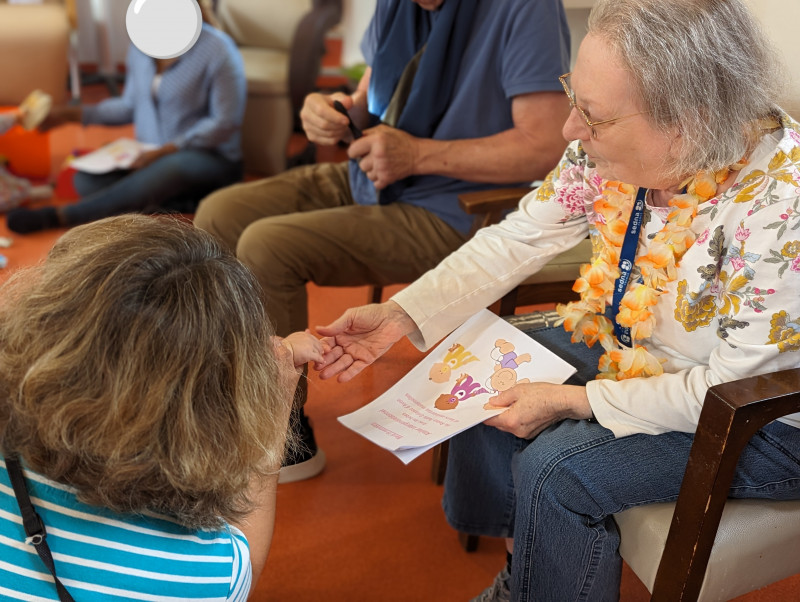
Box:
[314,0,800,600]
[0,214,323,600]
[194,0,572,483]
[6,0,245,234]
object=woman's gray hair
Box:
[588,0,783,179]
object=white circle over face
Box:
[126,0,202,59]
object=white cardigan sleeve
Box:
[392,149,592,350]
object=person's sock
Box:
[6,206,60,234]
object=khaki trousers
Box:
[194,162,468,338]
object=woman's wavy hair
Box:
[0,215,289,529]
[588,0,783,179]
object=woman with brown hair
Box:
[0,214,323,600]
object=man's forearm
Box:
[413,128,566,184]
[412,91,570,183]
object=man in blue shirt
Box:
[195,0,572,483]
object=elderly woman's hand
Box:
[315,301,417,383]
[483,383,593,439]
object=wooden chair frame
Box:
[651,367,800,600]
[288,0,343,126]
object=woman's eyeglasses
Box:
[559,72,643,138]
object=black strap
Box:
[4,455,76,602]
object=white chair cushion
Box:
[239,47,289,97]
[520,238,592,285]
[217,0,312,50]
[615,498,800,601]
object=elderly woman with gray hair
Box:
[314,0,800,599]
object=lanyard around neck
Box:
[610,187,647,347]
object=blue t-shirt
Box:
[355,0,571,234]
[0,459,252,601]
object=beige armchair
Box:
[215,0,342,176]
[0,0,71,106]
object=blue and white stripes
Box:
[0,459,251,601]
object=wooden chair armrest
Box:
[652,367,800,601]
[458,187,532,215]
[458,187,531,235]
[289,0,343,118]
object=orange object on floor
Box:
[0,108,51,180]
[53,149,95,200]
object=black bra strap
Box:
[4,455,75,602]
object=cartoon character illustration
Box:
[485,339,532,393]
[487,364,531,393]
[490,339,531,369]
[434,373,489,411]
[428,342,479,383]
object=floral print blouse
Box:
[394,113,800,437]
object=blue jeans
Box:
[66,149,242,226]
[443,324,800,601]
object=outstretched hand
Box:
[314,301,417,382]
[37,105,81,132]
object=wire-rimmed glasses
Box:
[559,72,643,138]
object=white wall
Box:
[340,0,376,67]
[76,0,129,72]
[564,0,799,117]
[745,0,800,117]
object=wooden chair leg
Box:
[498,287,519,317]
[431,441,449,485]
[459,531,480,552]
[368,285,383,305]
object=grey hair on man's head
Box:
[588,0,782,179]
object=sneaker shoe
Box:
[470,566,511,602]
[278,409,326,484]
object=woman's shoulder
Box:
[1,462,249,598]
[710,113,800,219]
[3,462,236,547]
[532,141,600,218]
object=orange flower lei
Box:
[556,168,732,380]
